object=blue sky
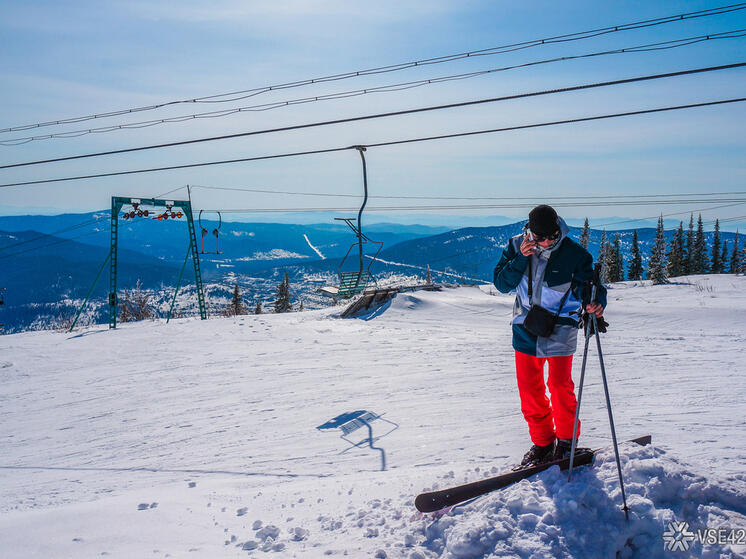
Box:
[1,1,745,230]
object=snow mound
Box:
[412,444,746,559]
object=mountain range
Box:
[0,212,740,332]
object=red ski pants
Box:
[515,351,579,446]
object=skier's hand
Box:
[585,303,604,318]
[520,235,537,256]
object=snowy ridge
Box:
[1,276,745,557]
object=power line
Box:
[3,61,745,171]
[0,210,152,261]
[0,228,106,261]
[3,2,743,135]
[4,29,745,146]
[189,183,746,202]
[2,96,745,189]
[595,201,746,227]
[202,198,746,213]
[0,216,106,253]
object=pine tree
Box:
[426,264,432,285]
[731,231,740,274]
[666,222,685,278]
[614,235,624,282]
[628,229,643,281]
[225,283,247,316]
[598,230,609,283]
[580,218,590,250]
[299,300,304,311]
[274,272,292,313]
[254,300,263,315]
[710,219,721,273]
[693,214,708,274]
[684,213,694,275]
[648,215,668,285]
[720,240,728,274]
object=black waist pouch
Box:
[523,304,558,337]
[523,256,572,338]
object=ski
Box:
[414,435,651,513]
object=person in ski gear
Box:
[493,205,606,466]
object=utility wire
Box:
[0,216,106,253]
[2,96,745,189]
[595,201,746,227]
[3,2,743,135]
[4,30,745,146]
[189,183,746,202]
[3,61,745,171]
[201,198,746,213]
[0,209,151,261]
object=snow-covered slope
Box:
[1,276,745,558]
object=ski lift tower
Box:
[109,196,207,329]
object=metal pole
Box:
[567,316,591,480]
[592,311,630,520]
[69,250,111,332]
[354,146,368,290]
[167,243,192,323]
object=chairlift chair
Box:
[198,210,222,254]
[318,218,383,299]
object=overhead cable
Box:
[3,2,744,135]
[3,29,744,146]
[3,61,745,171]
[2,96,745,189]
[189,184,746,201]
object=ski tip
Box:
[630,435,652,447]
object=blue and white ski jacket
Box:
[493,218,607,357]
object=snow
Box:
[304,234,325,259]
[1,275,745,558]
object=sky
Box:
[1,0,745,230]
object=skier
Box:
[493,205,606,467]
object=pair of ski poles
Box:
[568,263,630,520]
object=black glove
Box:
[582,312,609,335]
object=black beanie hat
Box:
[528,205,559,236]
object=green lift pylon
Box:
[109,196,207,329]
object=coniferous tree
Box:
[225,283,247,316]
[254,300,263,315]
[598,230,609,283]
[666,222,685,278]
[628,230,642,280]
[426,264,432,285]
[605,234,622,282]
[720,240,728,274]
[648,215,668,285]
[731,231,740,274]
[693,214,708,274]
[274,272,292,313]
[710,219,722,273]
[684,213,695,275]
[580,218,590,250]
[628,229,643,281]
[614,235,624,282]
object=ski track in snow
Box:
[0,276,745,558]
[304,233,325,260]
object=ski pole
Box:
[567,280,594,481]
[591,310,630,520]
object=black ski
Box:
[414,435,651,513]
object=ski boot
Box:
[514,441,555,470]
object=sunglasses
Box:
[531,229,560,242]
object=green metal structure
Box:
[109,196,206,329]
